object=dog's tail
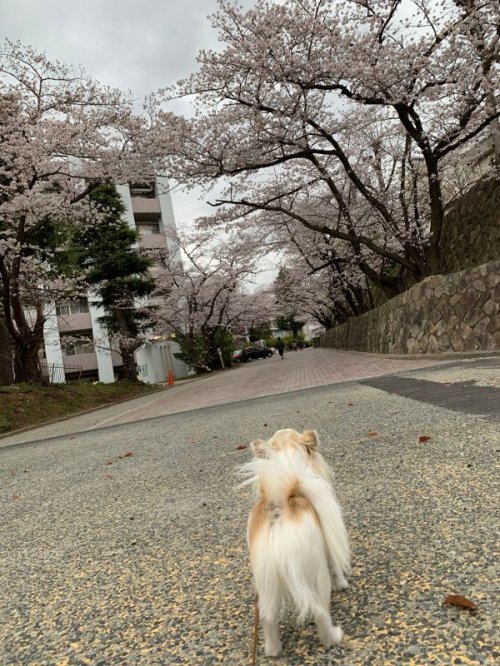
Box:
[240,452,350,621]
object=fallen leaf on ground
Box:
[367,431,378,437]
[443,594,477,610]
[104,473,113,479]
[236,444,247,450]
[419,435,432,443]
[105,461,113,466]
[11,494,21,500]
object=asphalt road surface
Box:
[1,356,499,665]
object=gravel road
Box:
[1,373,498,665]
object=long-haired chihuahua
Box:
[240,428,350,657]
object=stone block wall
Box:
[438,176,500,274]
[320,261,500,354]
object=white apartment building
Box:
[41,176,189,384]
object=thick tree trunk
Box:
[120,346,137,381]
[425,157,445,275]
[0,311,14,385]
[0,290,14,385]
[1,271,45,383]
[206,332,223,369]
[13,336,42,383]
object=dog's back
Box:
[241,448,349,656]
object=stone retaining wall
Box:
[320,261,500,354]
[439,177,500,274]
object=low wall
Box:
[320,261,500,354]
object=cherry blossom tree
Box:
[154,228,275,371]
[0,41,160,381]
[273,223,375,328]
[159,0,499,296]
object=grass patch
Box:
[0,381,162,434]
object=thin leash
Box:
[251,594,259,666]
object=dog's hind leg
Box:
[331,568,349,592]
[329,557,349,591]
[263,615,281,657]
[314,564,343,648]
[315,611,343,649]
[259,591,282,657]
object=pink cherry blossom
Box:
[0,41,163,381]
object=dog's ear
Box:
[250,438,267,458]
[301,429,320,451]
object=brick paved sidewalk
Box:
[0,348,448,446]
[87,348,445,427]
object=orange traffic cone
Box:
[168,370,175,386]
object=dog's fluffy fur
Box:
[240,428,350,657]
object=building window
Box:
[136,219,161,235]
[130,182,155,198]
[61,331,94,356]
[56,301,90,316]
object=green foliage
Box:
[275,314,305,336]
[210,328,235,368]
[74,185,152,281]
[18,215,81,281]
[174,332,208,372]
[174,327,236,372]
[72,184,156,343]
[248,323,272,342]
[265,333,309,349]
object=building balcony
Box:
[61,350,123,373]
[62,352,98,372]
[132,197,161,219]
[138,233,168,250]
[57,312,93,333]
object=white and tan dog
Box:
[240,428,350,657]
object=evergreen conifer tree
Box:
[73,185,156,380]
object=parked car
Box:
[232,346,274,363]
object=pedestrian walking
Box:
[276,337,285,360]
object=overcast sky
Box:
[0,0,227,221]
[0,0,232,97]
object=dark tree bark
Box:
[119,346,138,381]
[0,299,14,385]
[13,335,42,383]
